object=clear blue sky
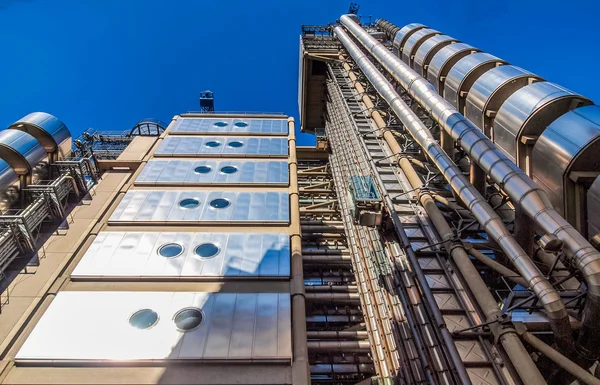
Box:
[0,0,598,146]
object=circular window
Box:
[210,198,230,209]
[179,198,200,209]
[194,165,212,174]
[227,141,244,148]
[195,243,220,259]
[173,308,204,331]
[158,243,183,258]
[234,122,249,127]
[205,141,221,148]
[220,166,238,174]
[213,121,228,127]
[129,309,159,330]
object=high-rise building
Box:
[0,10,599,385]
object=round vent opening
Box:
[173,308,204,331]
[129,309,159,330]
[195,243,220,259]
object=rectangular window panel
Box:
[109,190,289,224]
[154,136,288,157]
[16,291,291,362]
[169,117,288,136]
[71,232,290,278]
[135,159,289,186]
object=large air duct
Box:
[340,14,600,365]
[9,112,72,162]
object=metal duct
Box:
[465,65,543,137]
[333,23,575,358]
[391,23,425,54]
[400,28,439,67]
[426,42,480,93]
[444,52,506,114]
[0,129,48,186]
[9,112,72,160]
[412,35,458,76]
[494,82,592,173]
[340,14,600,364]
[588,177,600,241]
[532,105,600,230]
[0,159,19,212]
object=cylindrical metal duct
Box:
[0,159,19,212]
[333,22,575,360]
[339,14,600,363]
[0,129,48,184]
[9,112,72,161]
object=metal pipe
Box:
[515,324,600,385]
[306,331,369,339]
[305,285,358,293]
[343,15,600,363]
[302,254,352,263]
[464,245,529,288]
[307,340,371,352]
[288,117,310,385]
[334,25,574,361]
[340,58,546,384]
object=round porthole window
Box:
[173,308,204,331]
[194,165,212,174]
[129,309,159,330]
[179,198,200,209]
[158,243,184,258]
[234,122,249,127]
[210,198,230,209]
[195,243,220,259]
[220,166,238,174]
[205,141,221,148]
[227,141,244,148]
[213,121,228,127]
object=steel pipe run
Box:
[333,25,574,365]
[307,340,372,353]
[307,331,369,339]
[341,14,600,365]
[339,58,547,384]
[464,245,530,288]
[514,324,600,385]
[288,118,311,384]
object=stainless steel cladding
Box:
[588,176,600,239]
[16,291,292,362]
[494,82,592,169]
[135,159,289,186]
[72,232,291,279]
[0,129,48,183]
[333,25,571,349]
[154,136,288,158]
[392,23,425,53]
[339,15,600,362]
[412,35,458,76]
[400,28,439,66]
[465,65,543,136]
[109,190,290,224]
[444,53,506,114]
[532,105,600,223]
[9,112,72,159]
[169,117,288,136]
[426,43,480,93]
[0,159,18,212]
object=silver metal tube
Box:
[306,340,371,352]
[341,14,600,363]
[333,24,575,358]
